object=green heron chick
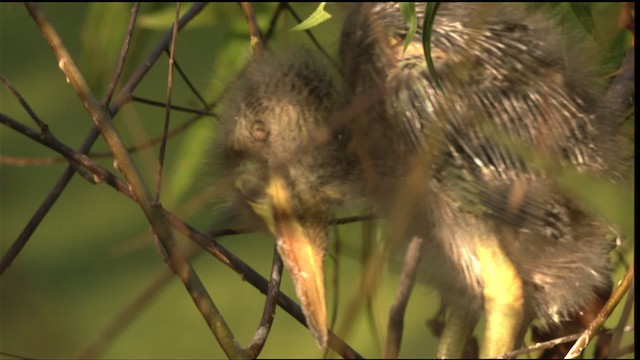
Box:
[340,3,619,358]
[217,52,360,347]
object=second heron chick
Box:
[217,51,360,347]
[340,2,622,358]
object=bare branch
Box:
[385,236,424,358]
[263,2,288,44]
[155,3,181,201]
[103,3,140,106]
[132,96,217,117]
[240,2,264,57]
[608,277,635,358]
[108,3,209,113]
[0,76,97,181]
[246,247,283,358]
[564,264,635,359]
[161,55,209,107]
[0,75,48,132]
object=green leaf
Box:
[80,3,131,94]
[421,2,441,88]
[290,2,332,32]
[569,3,596,37]
[399,2,418,56]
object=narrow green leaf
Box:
[80,3,131,93]
[290,2,332,32]
[399,2,418,56]
[421,2,441,88]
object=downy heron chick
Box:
[340,3,623,357]
[217,52,360,347]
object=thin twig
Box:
[0,111,363,359]
[155,2,181,201]
[385,236,424,358]
[89,110,207,156]
[564,264,635,359]
[103,3,139,106]
[132,96,217,117]
[608,277,634,358]
[0,112,210,167]
[108,3,209,113]
[23,3,248,358]
[246,247,283,358]
[0,75,48,132]
[240,2,264,57]
[0,76,96,182]
[263,2,288,44]
[162,52,209,107]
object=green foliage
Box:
[399,2,418,56]
[290,2,332,32]
[81,3,131,94]
[421,2,441,88]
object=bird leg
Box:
[476,239,525,358]
[436,303,480,359]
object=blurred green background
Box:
[0,2,633,359]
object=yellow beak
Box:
[248,173,328,348]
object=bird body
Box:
[340,3,619,357]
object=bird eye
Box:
[250,120,269,142]
[235,174,267,204]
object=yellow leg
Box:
[476,240,525,358]
[436,305,480,359]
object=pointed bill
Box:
[263,174,329,348]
